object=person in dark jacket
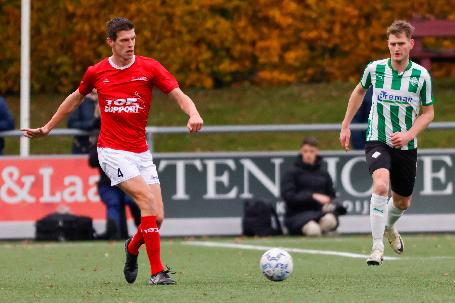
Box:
[281,137,343,236]
[68,90,98,154]
[0,96,15,155]
[89,138,141,239]
[351,86,373,150]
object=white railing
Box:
[2,122,455,137]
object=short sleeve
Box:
[419,71,434,106]
[150,61,179,94]
[360,63,372,89]
[78,66,95,96]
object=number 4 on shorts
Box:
[117,168,124,178]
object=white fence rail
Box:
[2,122,455,137]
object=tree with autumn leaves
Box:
[1,0,454,93]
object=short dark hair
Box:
[387,20,415,39]
[106,17,134,41]
[301,136,318,148]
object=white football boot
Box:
[366,248,384,266]
[385,227,404,254]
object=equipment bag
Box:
[35,213,95,241]
[242,198,283,236]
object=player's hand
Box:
[339,127,351,152]
[21,126,50,139]
[313,193,331,205]
[391,132,411,148]
[187,114,203,133]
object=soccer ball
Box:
[259,248,293,281]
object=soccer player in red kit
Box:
[22,17,203,285]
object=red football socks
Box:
[127,223,144,256]
[139,216,164,275]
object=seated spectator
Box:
[89,139,141,239]
[281,137,346,236]
[0,96,15,155]
[351,86,373,150]
[67,90,98,154]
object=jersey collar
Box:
[387,58,412,76]
[108,55,135,70]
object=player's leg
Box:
[118,176,151,284]
[145,183,175,285]
[125,150,175,285]
[385,148,417,254]
[124,192,141,227]
[119,177,174,285]
[96,148,150,283]
[367,168,390,265]
[385,192,410,254]
[365,142,392,265]
[387,192,412,229]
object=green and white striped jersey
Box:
[360,58,434,150]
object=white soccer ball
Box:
[259,248,293,281]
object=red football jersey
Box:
[78,55,179,153]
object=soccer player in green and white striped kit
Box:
[340,20,434,265]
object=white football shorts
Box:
[97,147,160,186]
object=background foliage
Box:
[1,0,454,93]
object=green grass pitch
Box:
[1,234,454,303]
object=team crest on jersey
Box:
[409,77,419,87]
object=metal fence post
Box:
[147,131,154,152]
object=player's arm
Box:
[21,89,85,138]
[391,105,434,148]
[340,83,367,151]
[168,88,203,133]
[391,71,435,148]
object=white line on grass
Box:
[184,241,400,260]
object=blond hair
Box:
[387,20,415,39]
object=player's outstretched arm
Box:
[21,89,85,138]
[168,88,203,133]
[340,83,366,151]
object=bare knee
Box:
[393,196,411,210]
[132,190,163,215]
[373,180,389,196]
[302,221,322,237]
[372,169,389,196]
[133,190,154,212]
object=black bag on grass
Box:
[35,213,95,241]
[242,199,283,236]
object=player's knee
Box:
[133,190,154,211]
[319,213,338,233]
[139,192,164,217]
[395,198,411,210]
[302,221,322,237]
[373,181,389,196]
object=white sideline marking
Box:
[184,241,400,260]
